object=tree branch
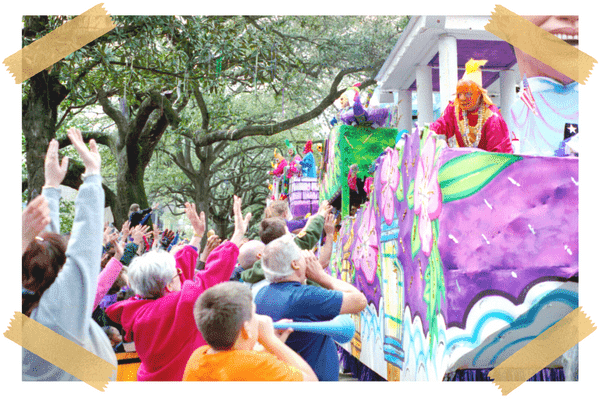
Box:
[107,60,185,79]
[57,131,111,149]
[192,84,210,131]
[98,88,128,135]
[192,65,382,147]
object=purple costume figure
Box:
[339,86,389,128]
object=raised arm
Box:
[39,128,104,339]
[196,235,221,271]
[185,202,205,249]
[22,195,51,255]
[318,212,336,268]
[42,138,69,233]
[295,201,330,250]
[193,195,250,284]
[94,239,124,309]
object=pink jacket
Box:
[106,242,238,381]
[94,257,124,310]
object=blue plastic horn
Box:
[272,314,355,344]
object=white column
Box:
[395,89,412,133]
[438,35,458,107]
[416,65,434,126]
[499,69,518,116]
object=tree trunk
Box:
[113,149,150,227]
[23,71,65,201]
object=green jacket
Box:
[241,215,325,284]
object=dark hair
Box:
[193,282,253,350]
[259,217,287,245]
[22,232,67,317]
[101,248,116,270]
[108,268,128,295]
[117,286,136,302]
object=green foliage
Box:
[59,199,75,234]
[22,15,409,230]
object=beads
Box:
[455,104,486,148]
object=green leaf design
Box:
[411,213,421,260]
[438,152,523,203]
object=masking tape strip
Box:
[4,311,115,391]
[484,5,596,85]
[3,3,116,84]
[489,306,596,395]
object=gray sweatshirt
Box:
[22,175,117,381]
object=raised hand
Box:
[67,128,101,176]
[160,229,176,249]
[184,202,205,237]
[199,234,221,262]
[106,231,119,246]
[111,237,124,261]
[44,139,69,188]
[22,195,51,254]
[131,224,149,246]
[324,212,336,236]
[230,195,252,247]
[302,250,326,282]
[121,220,131,239]
[103,226,112,245]
[317,200,332,218]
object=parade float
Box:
[317,115,578,381]
[266,70,578,380]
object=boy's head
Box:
[259,217,288,244]
[193,282,255,350]
[129,203,140,213]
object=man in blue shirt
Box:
[254,234,367,381]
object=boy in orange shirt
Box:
[183,281,318,381]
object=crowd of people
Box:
[21,128,365,381]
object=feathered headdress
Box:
[456,58,493,106]
[462,59,487,87]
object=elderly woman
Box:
[22,129,117,380]
[106,196,251,381]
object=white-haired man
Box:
[254,234,367,381]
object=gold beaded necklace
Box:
[455,104,486,147]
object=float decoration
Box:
[326,124,578,381]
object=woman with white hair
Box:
[106,196,251,381]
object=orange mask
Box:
[456,80,482,111]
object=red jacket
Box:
[429,102,514,153]
[106,242,238,381]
